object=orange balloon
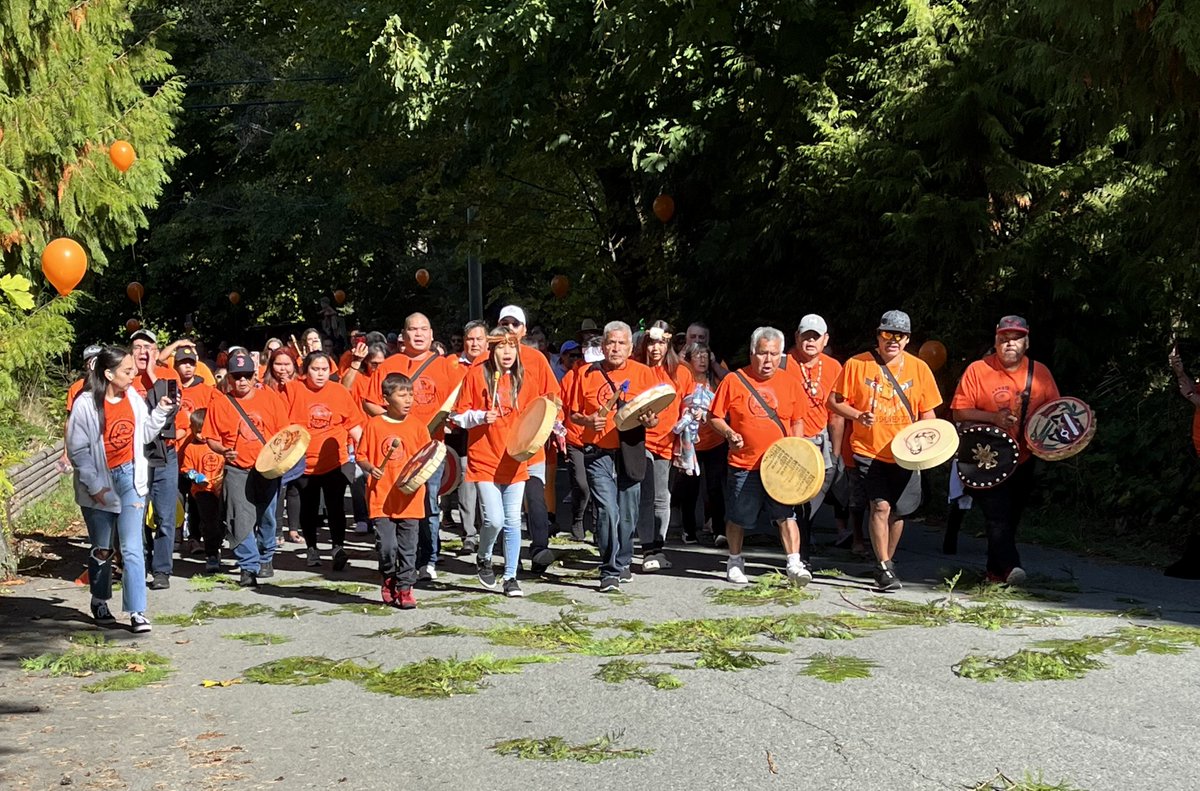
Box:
[652,194,675,223]
[333,289,346,305]
[550,274,569,299]
[228,291,241,305]
[41,238,88,296]
[919,340,948,372]
[109,140,136,173]
[125,318,141,333]
[415,268,430,288]
[126,281,144,303]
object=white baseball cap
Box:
[797,314,828,335]
[498,305,526,325]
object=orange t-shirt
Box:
[176,379,214,439]
[67,378,86,412]
[833,351,943,463]
[468,346,559,464]
[455,365,529,484]
[566,359,657,450]
[692,379,725,452]
[102,397,136,469]
[284,380,363,476]
[780,351,843,438]
[365,351,458,427]
[711,369,806,470]
[359,413,430,519]
[561,367,585,448]
[950,354,1060,463]
[203,388,289,470]
[644,364,694,458]
[181,437,225,495]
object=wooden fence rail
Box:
[4,441,66,525]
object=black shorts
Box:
[853,455,922,517]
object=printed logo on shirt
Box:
[237,413,268,441]
[308,403,333,430]
[107,419,134,450]
[745,386,780,419]
[412,376,437,406]
[199,453,224,480]
[379,436,403,466]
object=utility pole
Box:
[467,205,482,320]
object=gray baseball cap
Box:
[797,314,828,335]
[878,310,911,334]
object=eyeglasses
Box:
[230,372,253,381]
[878,331,909,342]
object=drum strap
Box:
[1017,358,1034,432]
[408,352,440,388]
[733,371,788,437]
[869,350,916,423]
[225,393,267,445]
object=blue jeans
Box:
[476,480,526,580]
[223,466,279,573]
[584,450,641,579]
[82,463,146,614]
[145,447,178,575]
[417,457,445,568]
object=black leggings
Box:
[297,470,349,549]
[275,480,301,535]
[676,444,728,537]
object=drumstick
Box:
[381,438,401,465]
[597,380,629,417]
[868,376,879,418]
[290,334,303,356]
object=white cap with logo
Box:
[797,314,828,335]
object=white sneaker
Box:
[130,613,152,633]
[306,548,321,567]
[642,556,661,573]
[655,552,672,570]
[726,557,748,585]
[1005,567,1027,585]
[418,564,438,581]
[787,561,813,588]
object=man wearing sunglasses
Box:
[829,310,942,591]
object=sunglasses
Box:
[230,372,254,381]
[878,331,909,342]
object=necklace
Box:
[800,356,822,398]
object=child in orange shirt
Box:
[357,374,430,609]
[180,410,226,573]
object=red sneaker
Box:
[397,587,417,610]
[380,576,397,605]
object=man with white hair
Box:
[709,327,810,586]
[565,320,659,592]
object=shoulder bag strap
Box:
[225,393,268,445]
[1017,357,1035,432]
[594,364,629,409]
[409,352,440,384]
[869,349,916,423]
[733,371,788,437]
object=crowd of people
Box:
[65,302,1114,632]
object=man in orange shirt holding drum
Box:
[829,310,942,591]
[951,316,1059,584]
[566,321,659,592]
[709,327,810,587]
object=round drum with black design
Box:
[254,425,311,479]
[760,437,826,506]
[396,439,446,494]
[890,418,960,471]
[955,424,1019,489]
[1025,397,1095,461]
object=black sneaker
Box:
[130,613,152,633]
[503,578,524,598]
[331,546,348,571]
[257,561,274,579]
[149,573,170,590]
[530,563,549,577]
[599,576,620,593]
[874,561,902,592]
[476,559,500,591]
[238,569,258,588]
[570,524,586,542]
[463,536,478,556]
[619,567,632,583]
[91,600,116,626]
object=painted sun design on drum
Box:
[971,442,999,470]
[903,428,939,455]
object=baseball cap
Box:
[498,305,526,326]
[878,310,912,334]
[129,329,157,345]
[82,344,103,361]
[797,314,828,335]
[995,315,1030,335]
[226,352,255,375]
[559,340,581,354]
[175,347,198,364]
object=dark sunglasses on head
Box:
[878,330,909,342]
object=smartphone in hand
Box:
[166,379,179,401]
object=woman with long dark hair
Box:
[67,346,174,632]
[285,351,364,571]
[676,342,728,544]
[263,347,302,542]
[452,326,529,596]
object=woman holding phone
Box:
[67,346,175,632]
